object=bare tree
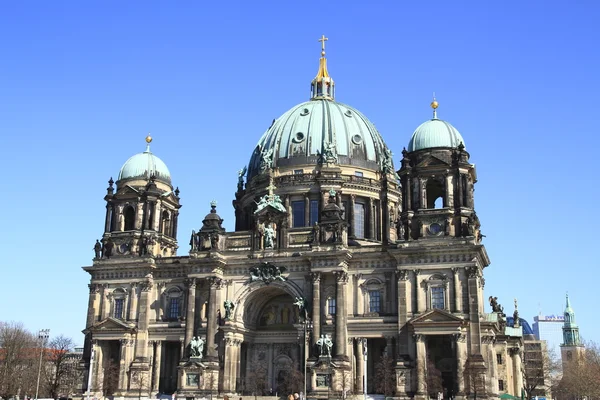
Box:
[463,358,486,400]
[44,335,78,399]
[374,353,395,396]
[522,344,560,399]
[425,360,443,399]
[0,322,37,399]
[554,341,600,400]
[130,370,151,400]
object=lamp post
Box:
[35,329,50,400]
[362,338,368,400]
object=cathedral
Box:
[81,37,525,400]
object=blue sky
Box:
[1,1,598,347]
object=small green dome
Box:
[407,118,465,152]
[118,144,171,184]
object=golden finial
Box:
[318,34,328,57]
[145,133,152,143]
[431,93,439,119]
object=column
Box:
[134,279,152,362]
[452,268,461,313]
[311,273,321,353]
[128,283,138,321]
[415,334,426,395]
[512,348,523,396]
[101,284,110,320]
[206,277,222,359]
[356,339,364,393]
[455,334,467,395]
[152,341,162,392]
[334,271,348,358]
[349,194,356,237]
[104,204,113,232]
[305,195,310,227]
[87,284,101,327]
[368,197,375,240]
[414,270,422,314]
[184,278,197,354]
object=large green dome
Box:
[407,118,465,152]
[247,99,392,180]
[118,142,171,184]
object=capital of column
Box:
[397,270,409,281]
[334,271,349,284]
[311,272,321,283]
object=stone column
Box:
[334,271,349,359]
[305,195,310,227]
[134,279,152,362]
[415,334,426,395]
[206,277,222,359]
[184,278,197,355]
[356,339,364,393]
[368,197,375,240]
[128,283,138,321]
[349,194,356,237]
[311,273,321,353]
[512,348,523,396]
[100,284,110,320]
[152,341,162,391]
[455,333,467,395]
[452,268,461,313]
[104,204,113,232]
[87,284,101,327]
[414,270,423,314]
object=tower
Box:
[100,135,181,258]
[561,294,585,368]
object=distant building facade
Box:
[533,314,564,357]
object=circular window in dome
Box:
[351,134,363,145]
[293,132,306,143]
[344,110,353,117]
[300,108,310,116]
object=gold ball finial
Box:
[145,134,152,143]
[431,100,439,109]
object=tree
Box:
[374,353,395,396]
[44,335,79,399]
[554,341,600,400]
[522,344,560,399]
[463,358,486,400]
[0,322,38,399]
[425,360,443,399]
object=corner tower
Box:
[99,135,181,258]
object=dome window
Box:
[344,110,353,117]
[351,134,363,145]
[293,132,306,143]
[300,108,310,116]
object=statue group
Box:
[189,336,205,359]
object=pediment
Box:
[85,317,136,334]
[416,155,450,168]
[410,309,465,325]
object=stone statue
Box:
[264,223,275,249]
[317,334,333,357]
[94,240,102,259]
[489,296,504,314]
[224,300,235,320]
[189,336,205,358]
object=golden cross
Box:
[318,35,328,54]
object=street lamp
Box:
[35,329,50,400]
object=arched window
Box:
[124,206,135,231]
[426,179,445,209]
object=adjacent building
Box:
[81,38,525,400]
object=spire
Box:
[311,35,335,100]
[431,93,439,119]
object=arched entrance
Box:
[234,283,306,395]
